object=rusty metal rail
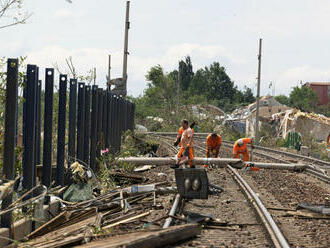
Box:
[152,133,290,248]
[226,165,290,248]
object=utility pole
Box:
[122,0,130,97]
[255,38,262,145]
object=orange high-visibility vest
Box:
[233,138,252,154]
[206,134,222,148]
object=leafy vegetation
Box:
[132,56,256,131]
[275,85,329,117]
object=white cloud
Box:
[54,9,84,19]
[25,43,247,96]
[275,65,330,95]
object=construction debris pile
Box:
[5,157,202,248]
[226,95,330,144]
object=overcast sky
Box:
[1,0,330,96]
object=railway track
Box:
[149,133,330,247]
[146,132,330,184]
[144,132,330,167]
[152,134,289,247]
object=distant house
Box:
[305,82,330,105]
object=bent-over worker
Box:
[204,132,222,168]
[171,120,194,168]
[232,138,254,162]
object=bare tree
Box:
[54,57,97,85]
[0,0,31,30]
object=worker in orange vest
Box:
[171,120,194,169]
[204,132,222,168]
[232,138,254,162]
[174,121,196,147]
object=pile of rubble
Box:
[0,159,203,248]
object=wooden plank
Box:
[77,224,200,248]
[27,211,71,239]
[282,210,330,219]
[102,211,151,230]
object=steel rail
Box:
[163,194,182,228]
[227,165,290,248]
[152,134,290,247]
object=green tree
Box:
[275,95,290,106]
[289,86,319,112]
[243,86,255,103]
[178,56,194,91]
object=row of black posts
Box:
[1,58,135,228]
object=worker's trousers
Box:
[177,147,194,167]
[233,151,250,162]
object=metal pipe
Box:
[117,157,306,170]
[117,157,241,167]
[227,165,289,248]
[163,194,181,228]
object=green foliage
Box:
[275,95,290,106]
[133,56,256,131]
[179,56,194,91]
[289,85,319,112]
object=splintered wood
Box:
[13,182,194,248]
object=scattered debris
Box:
[134,165,154,172]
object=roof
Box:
[305,82,330,86]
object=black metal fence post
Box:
[33,68,40,188]
[83,85,91,164]
[105,91,111,149]
[68,79,77,163]
[23,64,37,195]
[97,89,103,151]
[42,68,54,188]
[90,85,98,171]
[124,100,128,132]
[35,79,41,167]
[109,94,115,153]
[102,90,108,147]
[76,83,85,161]
[113,96,120,153]
[56,75,67,186]
[1,58,19,228]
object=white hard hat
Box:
[237,139,244,147]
